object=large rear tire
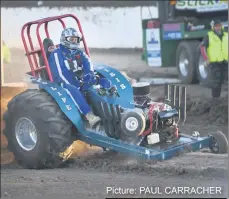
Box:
[3,89,75,169]
[176,41,200,84]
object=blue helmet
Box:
[60,28,82,50]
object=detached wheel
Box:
[120,111,146,142]
[209,131,228,154]
[3,89,74,169]
[176,41,200,84]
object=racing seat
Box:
[38,38,55,80]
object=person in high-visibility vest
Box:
[2,40,11,64]
[200,20,228,98]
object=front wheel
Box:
[3,89,75,169]
[209,131,228,154]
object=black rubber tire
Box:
[120,111,146,141]
[176,41,200,84]
[3,89,75,169]
[132,82,151,96]
[209,131,228,154]
[196,47,211,87]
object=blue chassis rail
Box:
[30,77,213,161]
[78,132,212,161]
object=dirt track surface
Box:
[1,48,228,199]
[1,152,228,199]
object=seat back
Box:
[37,38,55,80]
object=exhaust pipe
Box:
[164,84,186,125]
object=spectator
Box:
[200,20,228,98]
[2,40,11,64]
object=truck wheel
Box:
[176,41,200,84]
[3,89,74,169]
[209,131,228,154]
[196,49,210,86]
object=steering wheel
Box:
[96,86,120,97]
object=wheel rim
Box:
[125,117,139,131]
[15,117,38,151]
[198,54,208,79]
[179,51,189,77]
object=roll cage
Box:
[21,14,90,81]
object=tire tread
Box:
[3,89,74,169]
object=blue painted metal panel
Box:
[89,64,135,109]
[94,64,133,97]
[28,76,85,131]
[78,131,212,160]
[158,108,179,119]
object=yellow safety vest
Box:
[207,31,228,62]
[2,43,11,64]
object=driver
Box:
[48,27,115,128]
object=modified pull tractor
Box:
[3,14,228,169]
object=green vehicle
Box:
[142,0,228,84]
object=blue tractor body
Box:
[28,64,213,161]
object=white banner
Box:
[175,0,228,13]
[146,28,162,67]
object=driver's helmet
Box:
[60,27,82,50]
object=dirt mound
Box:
[186,95,228,124]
